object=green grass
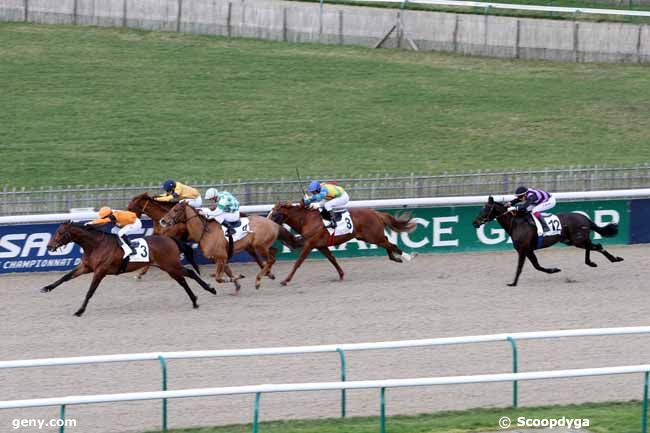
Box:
[1,23,650,188]
[142,401,644,433]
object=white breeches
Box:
[207,208,240,224]
[532,196,556,214]
[182,195,203,208]
[110,218,142,238]
[324,192,350,211]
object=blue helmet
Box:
[308,181,321,193]
[163,179,176,192]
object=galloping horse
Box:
[269,201,417,285]
[472,196,624,286]
[128,193,278,280]
[41,222,216,316]
[160,202,302,293]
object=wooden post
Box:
[573,22,579,62]
[73,0,78,25]
[453,14,459,53]
[177,0,183,32]
[227,2,232,38]
[515,20,520,59]
[637,24,644,64]
[24,0,28,22]
[338,10,343,45]
[283,8,287,42]
[122,0,128,27]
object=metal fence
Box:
[2,164,650,215]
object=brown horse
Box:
[160,202,302,293]
[269,201,417,285]
[472,196,624,286]
[41,222,216,316]
[128,193,276,280]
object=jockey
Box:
[303,180,349,229]
[86,206,142,257]
[202,188,240,235]
[508,186,556,236]
[155,179,202,208]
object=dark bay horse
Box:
[472,196,624,286]
[128,193,277,280]
[269,201,417,285]
[41,222,216,316]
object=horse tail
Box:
[590,222,619,238]
[378,212,416,233]
[278,225,304,250]
[171,236,200,274]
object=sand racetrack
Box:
[1,244,649,433]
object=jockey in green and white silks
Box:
[202,188,240,234]
[303,181,349,229]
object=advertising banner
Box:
[0,199,630,273]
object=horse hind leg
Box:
[135,265,150,281]
[167,269,199,309]
[376,237,414,263]
[183,267,217,295]
[592,242,624,263]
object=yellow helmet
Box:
[98,206,112,218]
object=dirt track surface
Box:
[1,245,649,433]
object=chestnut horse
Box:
[472,196,624,286]
[160,202,302,293]
[41,222,216,317]
[128,193,276,280]
[269,201,417,285]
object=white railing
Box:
[2,364,650,433]
[1,188,649,225]
[360,0,650,17]
[2,326,650,430]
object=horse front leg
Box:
[508,250,527,287]
[526,251,561,274]
[281,241,314,286]
[317,247,344,281]
[41,264,90,293]
[223,263,243,294]
[135,265,150,280]
[74,270,107,317]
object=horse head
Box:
[472,196,507,228]
[127,192,152,216]
[269,201,304,226]
[160,201,189,228]
[47,221,76,252]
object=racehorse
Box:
[472,196,624,286]
[128,193,278,280]
[41,222,216,316]
[269,201,417,285]
[160,202,302,293]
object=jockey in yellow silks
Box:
[155,179,202,208]
[303,181,349,229]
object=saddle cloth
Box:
[222,217,252,242]
[324,210,354,236]
[541,213,562,236]
[125,238,150,263]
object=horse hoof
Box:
[550,268,561,273]
[280,280,289,286]
[255,282,261,290]
[40,287,51,293]
[615,257,624,262]
[507,282,517,287]
[339,274,345,281]
[74,310,84,317]
[587,262,598,268]
[238,274,245,279]
[209,288,217,295]
[268,273,276,280]
[193,304,199,309]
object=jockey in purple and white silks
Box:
[508,186,556,236]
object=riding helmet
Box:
[515,186,528,196]
[308,180,321,193]
[98,206,112,218]
[205,188,219,200]
[163,179,176,192]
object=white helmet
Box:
[205,188,219,200]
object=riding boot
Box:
[531,213,545,236]
[118,256,130,274]
[121,235,135,256]
[320,209,336,228]
[534,212,550,233]
[222,221,235,236]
